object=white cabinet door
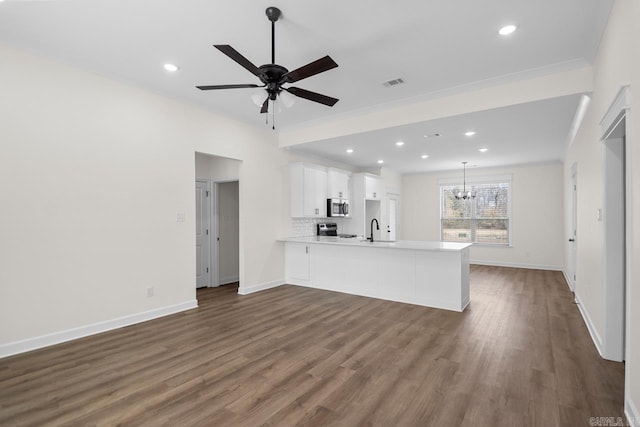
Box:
[365,176,383,199]
[327,168,350,199]
[286,243,310,281]
[303,167,327,217]
[291,163,327,217]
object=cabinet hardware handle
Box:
[306,246,309,254]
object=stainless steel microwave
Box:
[327,198,349,217]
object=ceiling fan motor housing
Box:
[259,64,288,99]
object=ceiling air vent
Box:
[382,77,405,88]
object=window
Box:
[440,177,511,245]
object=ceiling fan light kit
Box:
[196,6,339,128]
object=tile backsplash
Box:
[290,217,351,237]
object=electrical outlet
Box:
[147,287,154,298]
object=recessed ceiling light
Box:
[499,24,517,36]
[377,160,384,164]
[479,148,489,153]
[395,141,405,147]
[163,63,179,72]
[464,131,476,137]
[346,148,354,154]
[421,154,429,159]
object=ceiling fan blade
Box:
[285,87,339,107]
[196,84,262,90]
[214,45,263,77]
[282,55,338,83]
[260,97,269,114]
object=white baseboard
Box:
[0,300,198,359]
[574,293,604,358]
[626,395,640,426]
[219,275,239,286]
[237,279,285,295]
[470,259,563,271]
[562,269,575,292]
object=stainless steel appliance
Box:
[317,222,357,238]
[317,223,338,236]
[327,198,349,217]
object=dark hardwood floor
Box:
[0,266,625,426]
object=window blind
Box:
[440,180,510,245]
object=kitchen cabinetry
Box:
[285,242,310,281]
[327,168,351,199]
[290,163,327,217]
[364,175,383,199]
[283,238,471,312]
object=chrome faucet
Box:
[369,218,379,242]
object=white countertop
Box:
[279,236,472,252]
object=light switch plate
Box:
[176,212,186,222]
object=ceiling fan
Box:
[196,6,339,118]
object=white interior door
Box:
[570,165,577,289]
[387,194,398,240]
[195,180,211,288]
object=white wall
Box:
[563,0,640,419]
[403,162,564,270]
[0,43,289,355]
[195,152,240,181]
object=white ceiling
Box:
[0,0,612,171]
[288,94,582,173]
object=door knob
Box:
[568,238,575,242]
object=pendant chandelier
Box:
[455,161,476,200]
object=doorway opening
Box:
[600,86,630,363]
[194,152,241,296]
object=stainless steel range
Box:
[317,223,357,238]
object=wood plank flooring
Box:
[0,266,625,426]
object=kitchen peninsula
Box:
[281,237,471,312]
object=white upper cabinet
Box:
[290,163,327,217]
[364,175,384,199]
[352,173,385,201]
[327,168,351,199]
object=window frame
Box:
[438,174,513,247]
